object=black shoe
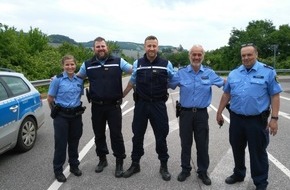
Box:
[115,163,124,178]
[160,166,171,181]
[55,173,66,183]
[198,173,211,186]
[70,167,82,176]
[123,163,140,178]
[177,171,190,182]
[256,186,267,190]
[95,159,108,173]
[225,174,244,184]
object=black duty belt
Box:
[181,107,207,112]
[92,99,121,105]
[232,111,265,118]
[139,97,166,102]
[59,106,81,114]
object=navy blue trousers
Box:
[53,114,83,174]
[131,100,169,163]
[229,112,269,188]
[179,109,209,174]
[91,103,126,159]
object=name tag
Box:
[253,75,264,79]
[201,76,209,80]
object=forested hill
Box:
[48,34,175,50]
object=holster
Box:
[50,102,60,119]
[261,108,270,126]
[133,92,138,102]
[86,88,91,103]
[225,103,231,113]
[176,100,181,118]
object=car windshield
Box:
[1,76,30,96]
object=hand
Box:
[218,120,224,128]
[268,119,278,136]
[216,113,224,128]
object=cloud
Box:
[1,0,289,51]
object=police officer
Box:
[78,37,132,178]
[168,45,224,185]
[48,55,84,183]
[122,35,175,181]
[216,43,282,190]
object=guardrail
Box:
[31,69,290,87]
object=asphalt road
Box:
[0,76,289,190]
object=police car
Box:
[0,69,45,154]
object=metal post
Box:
[272,44,278,68]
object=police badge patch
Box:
[275,76,279,83]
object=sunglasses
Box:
[241,43,255,47]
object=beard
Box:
[191,62,201,67]
[96,51,109,60]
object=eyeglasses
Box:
[241,43,255,47]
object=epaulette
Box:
[76,75,83,79]
[263,64,274,70]
[56,73,64,78]
[203,65,212,69]
[233,65,240,70]
[178,65,187,70]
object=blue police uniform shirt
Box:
[169,64,224,108]
[224,61,282,115]
[48,72,84,108]
[129,59,175,84]
[79,57,132,77]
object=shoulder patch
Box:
[76,75,83,79]
[263,64,274,70]
[275,76,279,83]
[56,73,63,78]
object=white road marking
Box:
[48,101,290,190]
[210,104,290,181]
[48,101,130,190]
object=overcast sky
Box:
[1,0,289,51]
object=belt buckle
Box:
[192,108,197,112]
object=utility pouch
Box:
[176,100,181,118]
[75,106,86,116]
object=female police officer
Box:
[48,55,85,182]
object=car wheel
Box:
[15,117,37,152]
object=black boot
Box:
[160,162,171,181]
[95,156,108,173]
[115,158,124,178]
[123,162,140,178]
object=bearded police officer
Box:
[169,45,224,185]
[78,37,132,178]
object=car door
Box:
[0,80,20,153]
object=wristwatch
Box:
[271,116,279,120]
